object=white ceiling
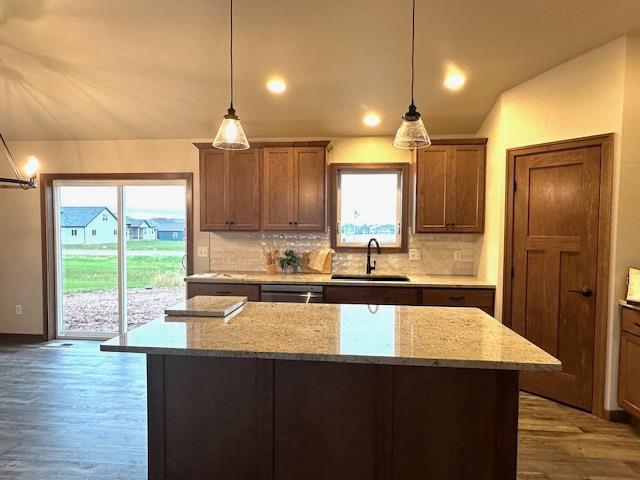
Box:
[1,0,640,141]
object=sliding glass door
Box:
[53,180,187,338]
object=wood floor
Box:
[0,339,638,479]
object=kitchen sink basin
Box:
[331,274,411,282]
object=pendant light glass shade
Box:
[394,0,430,150]
[393,114,431,149]
[213,108,249,150]
[212,0,250,151]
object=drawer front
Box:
[324,286,419,306]
[621,307,640,337]
[619,331,640,418]
[420,288,494,308]
[187,283,261,301]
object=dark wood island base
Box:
[147,355,519,480]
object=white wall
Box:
[476,37,630,411]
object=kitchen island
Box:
[101,301,559,480]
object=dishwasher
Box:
[260,284,324,303]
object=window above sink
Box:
[330,163,409,253]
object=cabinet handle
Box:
[294,221,298,225]
[288,221,293,225]
[449,296,466,300]
[216,290,232,295]
[229,220,235,225]
[224,221,229,224]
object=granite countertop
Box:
[620,299,640,312]
[101,302,559,371]
[185,272,496,289]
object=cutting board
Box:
[165,295,247,317]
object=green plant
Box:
[278,249,301,271]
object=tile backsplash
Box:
[208,230,481,275]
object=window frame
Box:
[329,163,410,253]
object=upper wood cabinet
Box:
[415,139,486,233]
[262,146,326,231]
[199,148,261,231]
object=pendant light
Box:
[213,0,249,150]
[0,131,38,189]
[393,0,431,150]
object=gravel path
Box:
[62,287,185,334]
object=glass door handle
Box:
[569,287,592,297]
[181,255,187,271]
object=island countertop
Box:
[184,272,495,289]
[101,302,560,371]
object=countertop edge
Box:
[184,276,496,289]
[99,344,560,371]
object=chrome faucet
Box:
[366,238,381,274]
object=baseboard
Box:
[604,408,630,423]
[0,333,46,343]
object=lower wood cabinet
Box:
[186,282,495,315]
[324,286,419,305]
[420,288,495,316]
[187,282,260,301]
[619,306,640,419]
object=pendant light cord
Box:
[230,0,234,109]
[411,0,415,106]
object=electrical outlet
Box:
[454,250,463,261]
[409,249,421,261]
[197,246,209,258]
[15,305,22,315]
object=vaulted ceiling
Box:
[1,0,640,141]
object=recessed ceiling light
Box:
[363,113,381,127]
[444,73,466,91]
[266,77,286,94]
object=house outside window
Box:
[102,213,108,221]
[114,229,118,235]
[71,229,77,236]
[331,163,409,252]
[92,229,97,236]
[172,232,178,239]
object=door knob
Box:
[569,287,593,297]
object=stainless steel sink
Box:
[331,274,410,282]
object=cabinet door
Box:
[293,147,325,231]
[619,331,640,418]
[187,282,261,301]
[415,146,450,232]
[448,145,485,233]
[228,149,261,231]
[200,149,229,231]
[262,147,294,230]
[324,286,419,305]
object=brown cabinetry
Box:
[619,305,640,419]
[187,282,261,301]
[197,142,327,233]
[416,139,486,233]
[324,286,419,305]
[262,146,325,231]
[420,287,495,316]
[199,148,261,231]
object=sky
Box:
[59,185,186,219]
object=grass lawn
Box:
[64,240,185,251]
[62,255,184,293]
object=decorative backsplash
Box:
[207,230,481,275]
